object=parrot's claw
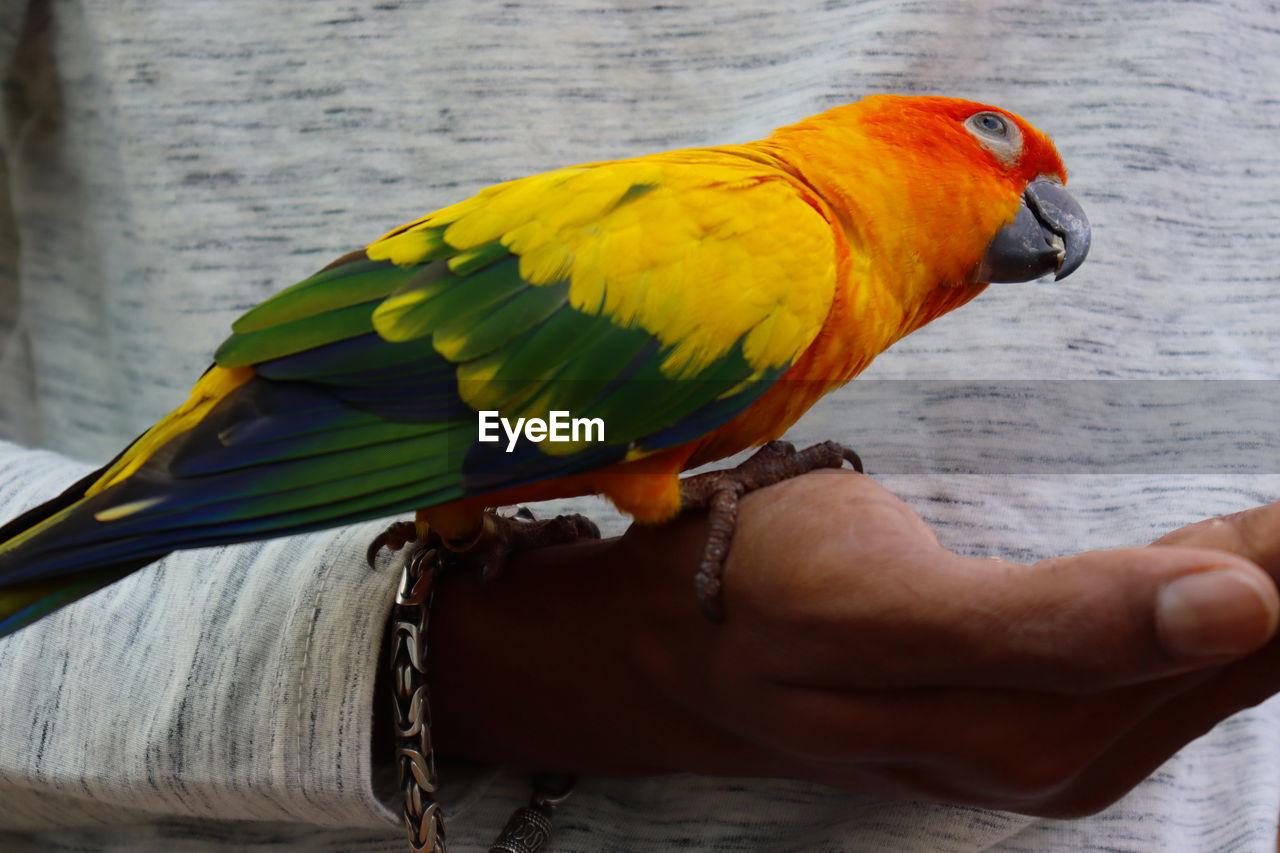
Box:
[366,509,600,581]
[679,440,864,623]
[366,520,420,567]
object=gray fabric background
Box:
[2,0,1280,850]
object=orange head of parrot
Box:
[764,95,1090,294]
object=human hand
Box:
[427,470,1280,817]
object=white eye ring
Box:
[964,111,1023,165]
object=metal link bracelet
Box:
[389,544,447,852]
[387,527,575,853]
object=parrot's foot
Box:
[366,508,600,581]
[448,509,601,581]
[679,440,864,623]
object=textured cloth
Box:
[2,0,1280,850]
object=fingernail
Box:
[1157,569,1279,658]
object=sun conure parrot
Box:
[0,95,1089,637]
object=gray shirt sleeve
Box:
[0,439,407,830]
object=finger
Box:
[734,668,1214,810]
[1154,499,1280,571]
[748,544,1278,693]
[974,547,1280,690]
[1050,628,1280,817]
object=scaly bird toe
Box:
[679,440,864,623]
[366,520,421,568]
[368,508,601,582]
[451,510,601,581]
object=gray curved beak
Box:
[973,179,1091,283]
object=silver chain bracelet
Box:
[387,532,575,853]
[389,544,447,852]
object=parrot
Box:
[0,95,1089,637]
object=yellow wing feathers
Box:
[367,150,838,379]
[86,366,255,499]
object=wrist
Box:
[427,531,698,774]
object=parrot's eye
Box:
[964,111,1023,165]
[968,112,1009,138]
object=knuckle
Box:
[1229,508,1274,563]
[1156,509,1247,549]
